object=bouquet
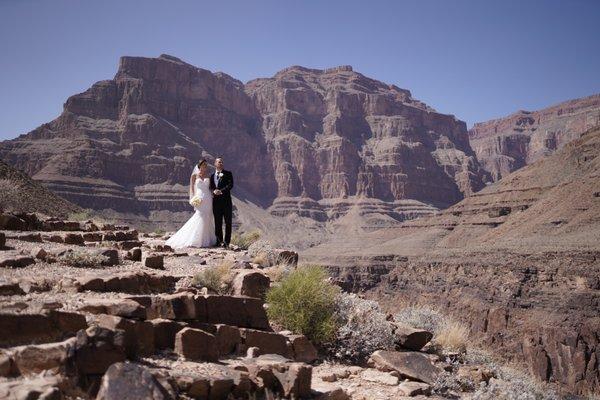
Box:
[189,195,202,208]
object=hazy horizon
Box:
[1,0,600,139]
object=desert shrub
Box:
[231,230,261,249]
[394,304,445,333]
[330,292,395,362]
[248,240,276,261]
[68,210,93,221]
[60,250,108,268]
[153,227,166,236]
[192,261,233,294]
[433,371,477,395]
[266,265,339,344]
[469,366,560,400]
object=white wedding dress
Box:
[166,177,217,249]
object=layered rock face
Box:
[0,55,276,213]
[0,56,486,225]
[246,65,488,218]
[469,93,600,181]
[305,126,600,395]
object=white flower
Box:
[189,195,202,208]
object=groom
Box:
[210,157,234,247]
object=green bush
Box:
[266,265,339,344]
[231,230,261,249]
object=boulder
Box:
[232,270,270,299]
[149,319,186,350]
[215,324,242,356]
[96,362,172,400]
[0,311,86,347]
[397,381,431,396]
[287,334,318,363]
[369,350,442,385]
[142,252,164,269]
[0,375,64,400]
[98,249,119,266]
[73,326,126,377]
[0,252,35,268]
[125,247,142,261]
[0,280,25,296]
[240,328,290,357]
[392,322,433,351]
[204,295,270,329]
[272,249,299,266]
[0,350,14,377]
[174,328,219,361]
[242,354,312,398]
[0,214,27,230]
[11,337,77,375]
[64,233,85,245]
[95,314,155,358]
[117,240,143,250]
[82,232,103,242]
[132,293,199,320]
[30,247,48,260]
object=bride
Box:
[166,159,217,248]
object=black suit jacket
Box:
[210,170,234,205]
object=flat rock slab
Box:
[0,310,87,347]
[96,362,171,400]
[370,350,442,385]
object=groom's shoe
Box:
[222,243,229,249]
[212,242,222,248]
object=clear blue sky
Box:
[1,0,599,139]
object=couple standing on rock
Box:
[166,157,234,249]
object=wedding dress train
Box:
[166,177,217,249]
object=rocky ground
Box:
[0,211,537,400]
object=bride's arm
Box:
[189,174,196,198]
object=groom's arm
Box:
[220,171,234,194]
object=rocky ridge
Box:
[0,213,513,399]
[469,93,600,181]
[0,159,81,218]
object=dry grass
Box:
[435,319,470,353]
[263,262,295,283]
[60,250,108,268]
[192,261,234,294]
[231,230,261,249]
[394,304,470,353]
[252,252,270,268]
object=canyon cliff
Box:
[469,93,600,181]
[0,55,487,228]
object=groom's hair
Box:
[215,156,223,162]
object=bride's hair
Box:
[197,159,207,169]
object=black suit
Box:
[209,170,234,245]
